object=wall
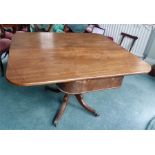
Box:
[144,28,155,64]
[99,24,152,58]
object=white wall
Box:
[99,24,152,58]
[144,28,155,64]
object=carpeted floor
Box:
[0,60,155,130]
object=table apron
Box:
[57,76,124,94]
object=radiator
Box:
[99,24,152,57]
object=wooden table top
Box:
[6,32,151,86]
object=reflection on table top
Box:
[6,32,151,86]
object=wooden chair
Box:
[120,32,138,52]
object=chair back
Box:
[120,32,138,51]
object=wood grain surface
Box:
[6,32,151,86]
[57,76,124,94]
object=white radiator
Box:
[99,24,152,57]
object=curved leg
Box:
[75,94,99,116]
[53,94,69,126]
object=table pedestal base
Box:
[45,86,99,126]
[45,76,123,126]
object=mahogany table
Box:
[6,32,151,126]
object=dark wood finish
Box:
[53,76,123,125]
[57,76,123,94]
[51,91,99,126]
[6,32,151,126]
[75,94,99,116]
[53,94,69,126]
[120,32,138,51]
[45,84,100,125]
[7,32,151,86]
[120,32,138,40]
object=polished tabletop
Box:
[6,32,151,86]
